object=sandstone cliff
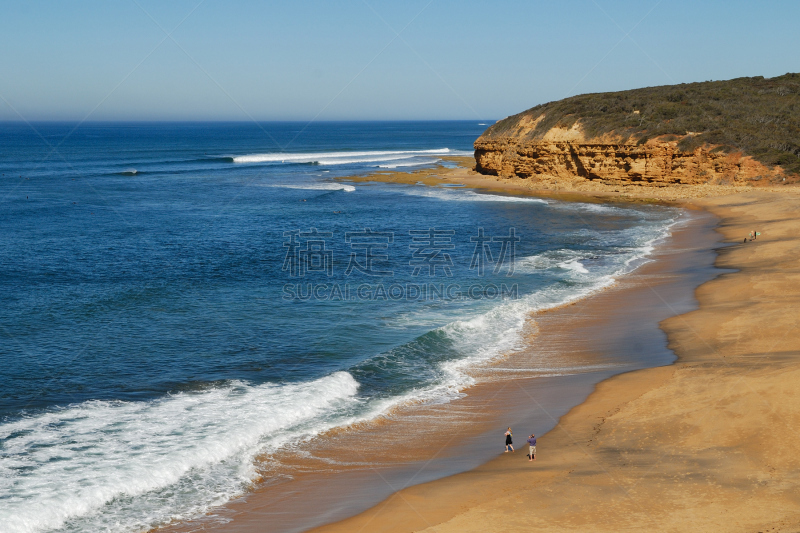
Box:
[475,74,800,186]
[474,136,787,186]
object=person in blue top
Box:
[527,434,537,461]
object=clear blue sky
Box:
[1,0,798,121]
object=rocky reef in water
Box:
[475,74,800,186]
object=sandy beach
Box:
[301,165,800,532]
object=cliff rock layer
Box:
[474,137,785,186]
[474,74,800,186]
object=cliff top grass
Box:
[481,73,800,174]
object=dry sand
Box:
[307,167,800,531]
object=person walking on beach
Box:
[527,434,537,461]
[504,427,514,452]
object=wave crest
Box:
[232,148,456,165]
[0,372,360,533]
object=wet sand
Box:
[162,163,732,532]
[306,180,800,531]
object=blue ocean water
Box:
[0,121,678,533]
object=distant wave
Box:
[118,169,138,176]
[231,148,455,165]
[378,158,441,169]
[273,183,356,192]
[403,187,549,204]
[203,156,239,163]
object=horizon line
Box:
[0,118,497,124]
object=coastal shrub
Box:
[483,73,800,174]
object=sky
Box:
[1,0,799,122]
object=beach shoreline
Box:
[160,162,742,533]
[302,167,800,532]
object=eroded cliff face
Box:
[474,133,789,186]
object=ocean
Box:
[0,121,679,533]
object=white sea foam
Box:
[414,212,680,404]
[232,149,459,165]
[402,187,549,204]
[316,156,414,165]
[272,183,356,192]
[0,372,361,533]
[549,202,628,214]
[558,259,590,274]
[378,158,441,169]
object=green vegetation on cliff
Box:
[483,74,800,174]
